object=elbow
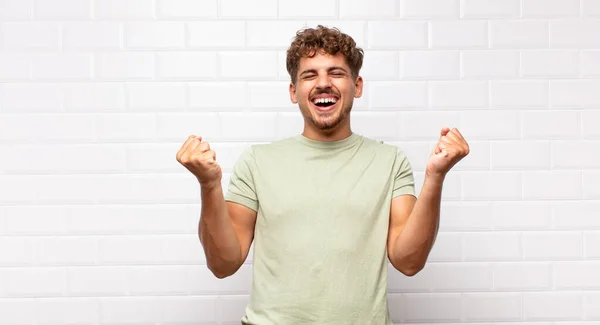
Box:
[207,261,240,279]
[391,258,426,277]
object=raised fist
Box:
[176,135,222,189]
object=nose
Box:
[315,73,332,90]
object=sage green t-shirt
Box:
[224,132,415,325]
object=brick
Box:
[2,206,65,235]
[584,171,600,199]
[491,80,548,108]
[555,202,600,230]
[583,0,600,16]
[37,114,97,143]
[492,202,552,230]
[5,268,66,297]
[340,0,397,18]
[96,113,157,142]
[249,81,298,110]
[430,21,488,49]
[453,141,490,171]
[555,262,600,289]
[98,236,167,265]
[552,141,600,168]
[350,112,400,140]
[494,262,552,290]
[247,21,308,49]
[62,22,121,50]
[581,51,600,77]
[400,0,459,19]
[361,51,399,80]
[0,0,31,21]
[523,171,582,200]
[37,237,99,266]
[1,83,63,112]
[586,232,600,258]
[583,110,600,139]
[550,80,600,108]
[0,300,36,324]
[523,292,583,320]
[521,50,580,78]
[68,267,129,295]
[585,293,600,319]
[522,111,579,140]
[460,111,522,140]
[367,22,427,49]
[305,21,366,48]
[522,0,580,17]
[219,52,278,79]
[94,0,154,19]
[93,174,199,204]
[63,83,125,112]
[156,52,218,80]
[279,0,336,18]
[99,297,160,323]
[33,0,90,19]
[1,22,60,50]
[157,0,217,18]
[460,0,519,18]
[463,232,521,261]
[0,238,35,266]
[0,176,38,204]
[217,296,250,323]
[31,53,91,80]
[462,293,521,321]
[157,113,220,141]
[126,82,186,111]
[550,19,600,48]
[461,170,521,200]
[401,112,461,140]
[430,81,488,109]
[439,202,492,231]
[430,263,493,291]
[37,298,99,325]
[523,232,583,260]
[490,20,549,48]
[124,22,185,49]
[94,52,154,80]
[189,82,246,110]
[0,144,126,174]
[219,112,277,141]
[188,21,246,48]
[220,0,277,18]
[64,204,196,235]
[275,112,304,139]
[401,51,459,80]
[427,233,462,262]
[35,176,98,205]
[369,81,427,109]
[491,141,550,170]
[403,293,462,322]
[0,53,31,80]
[461,50,519,79]
[158,297,217,323]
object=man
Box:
[176,25,469,325]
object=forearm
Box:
[392,173,444,274]
[199,183,242,278]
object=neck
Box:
[302,122,352,142]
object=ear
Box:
[289,82,298,104]
[354,76,364,99]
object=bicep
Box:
[387,194,416,257]
[227,201,258,263]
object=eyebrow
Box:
[299,66,348,76]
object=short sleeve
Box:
[224,147,259,212]
[392,149,416,199]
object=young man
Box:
[176,25,469,325]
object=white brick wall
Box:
[0,0,599,323]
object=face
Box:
[289,51,363,133]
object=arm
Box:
[199,183,257,279]
[387,127,469,276]
[387,173,443,276]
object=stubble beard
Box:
[307,101,352,132]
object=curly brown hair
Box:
[286,25,364,85]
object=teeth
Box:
[313,97,338,104]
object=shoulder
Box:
[360,135,407,157]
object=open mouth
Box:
[311,96,339,112]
